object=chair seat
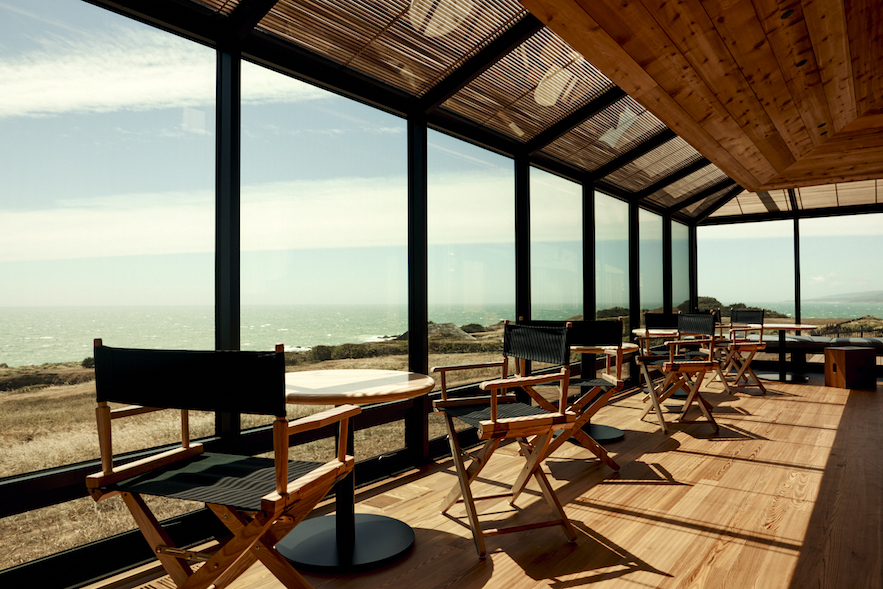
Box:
[440,402,548,428]
[114,452,323,512]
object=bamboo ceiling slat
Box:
[687,185,744,217]
[796,184,839,210]
[193,0,239,15]
[442,27,615,141]
[830,179,878,207]
[259,0,526,96]
[540,96,666,173]
[603,137,704,192]
[708,195,744,217]
[646,167,729,209]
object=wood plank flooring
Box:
[93,373,883,589]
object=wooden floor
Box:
[94,372,883,589]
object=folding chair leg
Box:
[209,505,312,589]
[440,432,499,513]
[121,492,192,586]
[180,514,276,589]
[675,372,718,432]
[530,442,577,543]
[510,434,577,543]
[441,415,494,558]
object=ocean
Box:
[3,302,881,368]
[0,304,520,367]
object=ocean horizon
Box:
[3,301,882,367]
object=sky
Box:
[1,0,882,312]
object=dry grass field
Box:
[0,349,506,571]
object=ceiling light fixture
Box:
[796,59,807,67]
[781,10,794,19]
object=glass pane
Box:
[0,0,215,566]
[0,0,215,465]
[639,209,663,316]
[240,61,408,456]
[697,221,794,318]
[800,214,883,335]
[595,193,629,321]
[427,130,513,390]
[530,168,582,320]
[672,221,690,312]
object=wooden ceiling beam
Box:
[804,0,857,133]
[521,0,763,190]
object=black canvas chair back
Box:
[503,322,569,365]
[678,313,716,336]
[731,308,764,325]
[94,345,286,417]
[518,319,623,348]
[644,312,679,329]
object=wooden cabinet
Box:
[824,346,877,389]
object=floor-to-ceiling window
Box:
[530,168,582,320]
[800,214,883,325]
[0,0,215,567]
[595,193,629,321]
[240,60,408,456]
[427,129,513,391]
[698,220,795,317]
[672,221,690,311]
[639,209,663,317]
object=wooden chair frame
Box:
[637,316,722,433]
[718,309,767,393]
[431,325,577,558]
[86,340,360,589]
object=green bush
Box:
[81,357,94,369]
[460,323,485,334]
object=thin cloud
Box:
[0,25,324,119]
[0,172,521,262]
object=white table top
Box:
[285,369,435,405]
[746,323,816,331]
[632,328,680,337]
[571,343,638,355]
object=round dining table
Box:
[751,323,817,382]
[276,369,434,572]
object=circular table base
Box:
[755,371,809,383]
[582,423,625,444]
[276,514,414,572]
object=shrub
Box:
[307,346,333,363]
[460,323,485,334]
[81,357,94,369]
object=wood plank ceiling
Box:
[519,0,883,192]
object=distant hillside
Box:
[805,290,883,303]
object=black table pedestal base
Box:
[755,371,809,383]
[276,513,414,572]
[571,423,624,444]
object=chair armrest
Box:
[432,361,505,374]
[666,338,714,347]
[433,394,517,410]
[287,404,361,436]
[478,369,567,391]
